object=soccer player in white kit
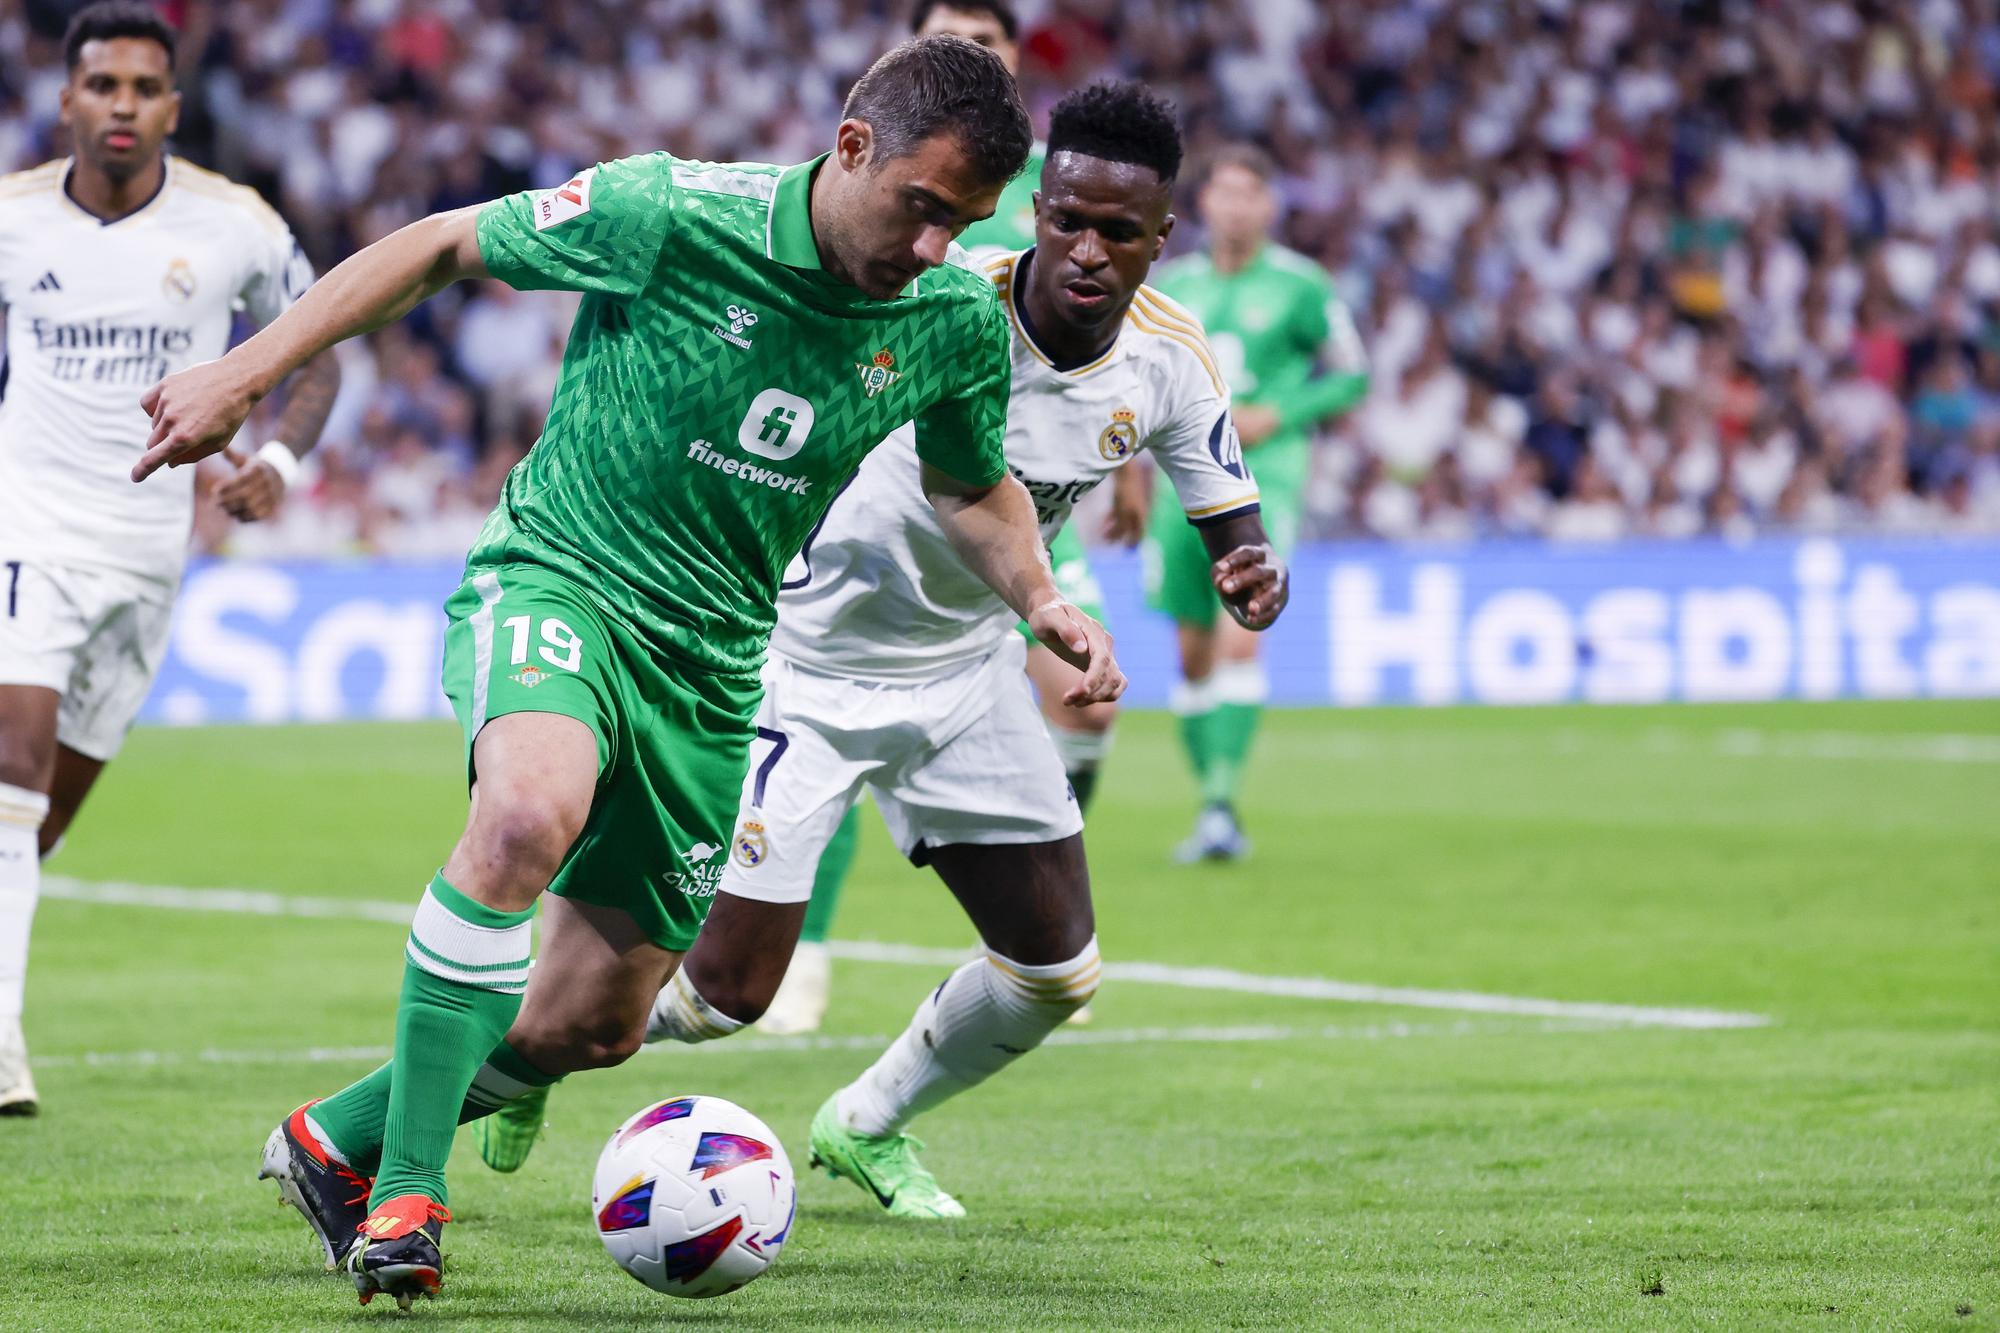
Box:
[0,3,340,1115]
[484,82,1290,1217]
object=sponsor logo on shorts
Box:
[510,665,547,688]
[733,820,768,868]
[663,840,728,898]
[1097,406,1138,460]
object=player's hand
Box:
[1101,466,1152,546]
[1233,403,1280,446]
[214,445,287,522]
[1027,599,1126,706]
[133,358,258,483]
[1212,543,1288,630]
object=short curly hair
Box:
[1046,81,1183,185]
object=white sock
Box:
[835,937,1101,1136]
[645,966,747,1045]
[0,783,51,1027]
[1046,723,1113,776]
[1210,659,1269,705]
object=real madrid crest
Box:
[1097,406,1139,461]
[856,348,901,399]
[733,820,769,868]
[161,258,197,303]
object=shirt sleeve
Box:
[1145,345,1262,527]
[911,289,1011,487]
[1271,278,1371,434]
[240,215,315,327]
[475,155,676,297]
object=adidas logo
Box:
[29,272,59,293]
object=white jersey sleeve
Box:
[1125,285,1262,527]
[240,210,314,328]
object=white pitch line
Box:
[40,876,1771,1031]
[31,1017,1622,1071]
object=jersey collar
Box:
[58,153,173,227]
[766,153,920,298]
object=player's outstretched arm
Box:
[212,347,342,521]
[921,463,1126,706]
[133,207,489,482]
[1198,512,1289,631]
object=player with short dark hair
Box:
[1146,143,1370,861]
[474,79,1288,1221]
[140,34,1110,1309]
[752,0,1136,1036]
[0,0,338,1117]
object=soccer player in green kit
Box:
[759,0,1132,1034]
[1147,145,1368,861]
[134,36,1121,1309]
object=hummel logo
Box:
[30,271,59,293]
[712,303,760,350]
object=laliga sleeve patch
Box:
[534,167,596,231]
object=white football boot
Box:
[0,1017,38,1116]
[757,942,832,1035]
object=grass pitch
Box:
[6,702,1996,1329]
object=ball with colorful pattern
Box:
[592,1093,797,1298]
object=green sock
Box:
[460,1039,561,1121]
[1203,701,1261,807]
[1174,690,1217,794]
[310,1038,557,1174]
[310,1062,393,1169]
[800,805,860,945]
[1069,765,1100,811]
[369,873,534,1210]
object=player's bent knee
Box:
[990,936,1101,1015]
[472,792,588,884]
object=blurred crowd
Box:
[5,0,2000,550]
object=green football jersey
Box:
[957,145,1044,253]
[1152,242,1366,469]
[471,152,1011,677]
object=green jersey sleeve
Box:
[1273,274,1370,435]
[476,154,676,297]
[911,290,1011,487]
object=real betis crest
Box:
[856,348,901,398]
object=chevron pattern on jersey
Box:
[471,153,1009,677]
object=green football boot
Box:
[473,1084,549,1174]
[807,1094,965,1219]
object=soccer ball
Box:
[592,1094,797,1298]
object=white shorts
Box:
[0,557,176,761]
[721,637,1083,905]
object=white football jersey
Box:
[0,157,312,582]
[771,249,1261,679]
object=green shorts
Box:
[1145,444,1304,628]
[440,562,760,952]
[1015,523,1109,644]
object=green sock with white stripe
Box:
[368,873,534,1209]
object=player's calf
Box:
[817,936,1101,1218]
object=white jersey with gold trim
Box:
[0,157,312,582]
[770,248,1259,680]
